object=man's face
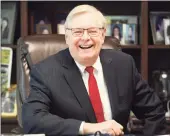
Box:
[65,12,106,65]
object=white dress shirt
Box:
[75,57,112,134]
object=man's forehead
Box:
[68,12,102,28]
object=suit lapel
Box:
[61,49,97,123]
[100,50,119,119]
[60,49,119,122]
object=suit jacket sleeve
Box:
[22,65,82,136]
[130,56,167,135]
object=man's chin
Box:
[80,54,94,60]
[74,54,98,66]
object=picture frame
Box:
[150,12,170,45]
[1,2,17,44]
[32,13,51,34]
[111,23,123,44]
[163,18,170,45]
[1,47,16,118]
[36,24,52,34]
[124,24,137,45]
[56,13,67,35]
[105,15,138,36]
[1,85,17,118]
[57,23,65,35]
[1,47,13,91]
[57,19,66,35]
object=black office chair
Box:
[16,34,121,133]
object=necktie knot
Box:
[85,66,94,74]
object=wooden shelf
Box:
[1,44,17,49]
[1,117,19,134]
[148,45,170,49]
[121,45,141,49]
[1,116,17,124]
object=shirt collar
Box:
[75,56,102,74]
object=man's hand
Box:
[83,120,124,136]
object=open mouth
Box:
[79,45,93,49]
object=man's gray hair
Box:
[65,4,106,29]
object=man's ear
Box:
[101,28,106,45]
[65,32,69,45]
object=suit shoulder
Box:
[101,49,135,72]
[102,49,133,60]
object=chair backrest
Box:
[16,34,121,128]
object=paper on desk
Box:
[1,134,45,136]
[24,134,45,136]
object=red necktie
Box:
[86,66,105,122]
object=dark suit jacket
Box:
[22,49,166,136]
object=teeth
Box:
[79,45,93,49]
[80,45,90,48]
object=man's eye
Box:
[89,30,98,34]
[89,30,97,33]
[74,31,82,34]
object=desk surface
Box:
[1,134,170,136]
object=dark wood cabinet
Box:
[19,1,170,82]
[1,117,18,134]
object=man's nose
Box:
[82,30,90,39]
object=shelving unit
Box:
[1,1,170,134]
[4,1,169,83]
[121,45,141,49]
[19,1,151,80]
[148,45,170,49]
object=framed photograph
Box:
[36,24,52,34]
[57,24,65,35]
[150,12,170,45]
[1,2,17,44]
[1,47,13,92]
[1,85,17,118]
[163,18,170,45]
[124,24,137,45]
[56,13,67,35]
[57,19,66,35]
[105,15,138,36]
[32,12,51,33]
[111,23,123,44]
